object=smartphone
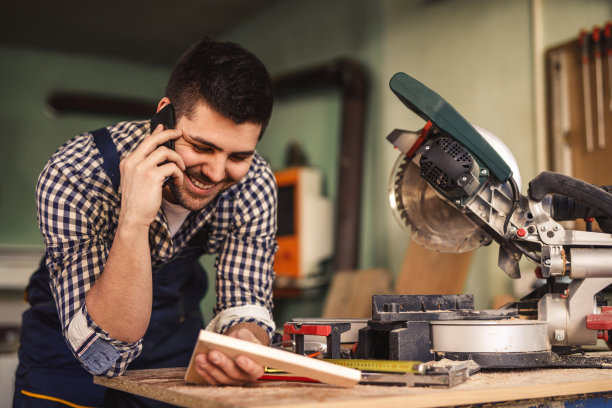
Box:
[151,104,176,186]
[150,104,176,150]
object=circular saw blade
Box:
[389,154,490,253]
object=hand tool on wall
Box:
[579,29,595,152]
[593,26,606,149]
[549,50,573,175]
[605,22,612,112]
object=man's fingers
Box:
[207,351,254,384]
[151,123,165,134]
[194,354,221,385]
[196,351,262,385]
[129,128,183,160]
[235,355,264,379]
[122,147,184,188]
[158,163,184,185]
[152,148,185,187]
[146,146,185,171]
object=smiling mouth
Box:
[188,174,215,191]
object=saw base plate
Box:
[438,351,552,369]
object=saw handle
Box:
[528,171,612,222]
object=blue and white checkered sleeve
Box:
[213,160,278,337]
[36,147,142,377]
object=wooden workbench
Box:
[95,365,612,407]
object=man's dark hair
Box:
[165,36,273,139]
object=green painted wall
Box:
[380,0,535,308]
[221,0,384,324]
[223,0,384,264]
[0,46,169,247]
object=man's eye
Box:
[229,154,251,162]
[192,145,212,153]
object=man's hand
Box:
[118,125,185,228]
[194,323,269,385]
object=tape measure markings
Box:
[323,359,423,373]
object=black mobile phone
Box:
[150,104,176,150]
[151,104,176,187]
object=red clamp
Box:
[586,306,612,330]
[283,322,351,359]
[284,323,333,336]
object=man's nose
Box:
[202,155,226,183]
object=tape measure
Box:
[323,359,424,374]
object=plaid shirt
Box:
[36,120,277,377]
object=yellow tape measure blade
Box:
[323,359,423,374]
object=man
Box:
[14,36,277,407]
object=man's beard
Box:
[168,171,229,212]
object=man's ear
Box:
[156,97,171,113]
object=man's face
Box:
[163,101,261,211]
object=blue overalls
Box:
[13,127,207,407]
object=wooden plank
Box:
[184,330,361,387]
[96,366,612,408]
[322,269,392,318]
[395,242,473,295]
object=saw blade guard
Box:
[389,153,492,253]
[386,72,523,254]
[388,123,523,253]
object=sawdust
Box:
[455,367,611,388]
[424,358,466,367]
[423,358,481,373]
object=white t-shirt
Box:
[161,198,191,237]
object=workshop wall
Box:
[540,0,612,46]
[220,0,384,323]
[0,46,169,246]
[223,0,384,252]
[381,0,535,308]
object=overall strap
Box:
[91,127,120,193]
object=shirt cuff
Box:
[206,305,276,337]
[66,304,141,376]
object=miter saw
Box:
[355,72,612,369]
